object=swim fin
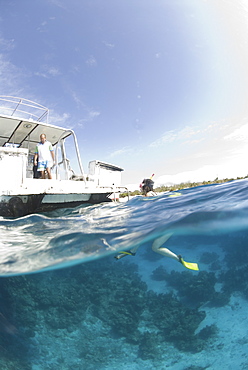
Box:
[114,251,136,260]
[178,255,199,271]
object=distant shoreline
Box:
[120,175,248,197]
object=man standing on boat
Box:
[34,133,55,179]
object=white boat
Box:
[0,96,127,217]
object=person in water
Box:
[34,133,55,179]
[115,177,199,271]
[140,178,157,196]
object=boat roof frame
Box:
[0,96,85,176]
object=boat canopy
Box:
[0,97,124,185]
[0,114,71,154]
[0,97,85,177]
[0,96,72,154]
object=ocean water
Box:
[1,179,248,369]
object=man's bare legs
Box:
[40,168,52,179]
[46,167,52,179]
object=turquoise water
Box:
[1,179,248,369]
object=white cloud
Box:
[0,54,24,95]
[37,21,48,33]
[35,65,61,78]
[86,56,97,67]
[48,111,71,128]
[149,119,233,149]
[224,122,248,142]
[71,91,82,106]
[150,125,201,147]
[103,41,115,49]
[156,166,219,186]
[34,71,48,79]
[37,17,56,32]
[143,117,248,187]
[0,36,15,51]
[80,109,100,124]
[71,64,81,73]
[155,162,246,187]
[149,130,177,147]
[89,110,100,119]
[75,107,101,128]
[0,36,70,130]
[65,89,100,126]
[48,67,60,76]
[109,147,132,158]
[47,0,67,10]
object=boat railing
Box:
[110,186,130,202]
[55,129,86,184]
[0,96,49,123]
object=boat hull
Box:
[0,193,112,218]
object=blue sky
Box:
[1,0,248,187]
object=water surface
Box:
[1,180,248,369]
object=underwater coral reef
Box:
[0,258,215,369]
[1,228,248,369]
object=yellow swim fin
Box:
[168,192,182,197]
[114,250,136,260]
[178,256,199,271]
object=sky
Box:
[1,0,248,188]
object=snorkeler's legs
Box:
[115,233,178,261]
[151,233,179,262]
[115,233,199,269]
